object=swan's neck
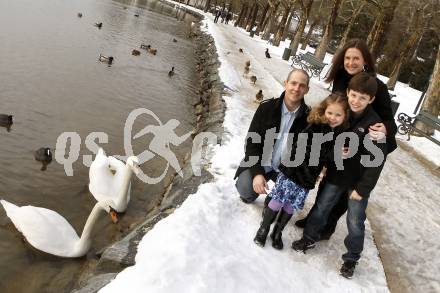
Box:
[115,164,133,207]
[77,203,106,250]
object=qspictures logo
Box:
[54,108,386,184]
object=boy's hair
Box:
[348,72,377,98]
[308,93,350,129]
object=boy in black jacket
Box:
[292,72,387,279]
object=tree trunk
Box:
[243,3,255,30]
[282,8,295,41]
[260,6,274,35]
[246,3,259,31]
[204,0,211,12]
[240,4,252,28]
[262,2,280,40]
[235,4,248,27]
[300,17,319,50]
[289,0,313,56]
[367,0,399,61]
[339,0,366,49]
[314,0,342,60]
[274,4,291,46]
[257,3,270,33]
[386,7,423,90]
[415,44,440,134]
[262,5,280,40]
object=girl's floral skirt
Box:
[269,173,309,211]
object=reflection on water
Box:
[0,0,199,292]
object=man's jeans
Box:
[235,169,277,202]
[304,182,369,262]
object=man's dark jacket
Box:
[234,91,310,179]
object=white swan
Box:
[89,148,140,220]
[0,199,115,258]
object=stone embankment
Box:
[72,7,225,293]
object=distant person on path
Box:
[220,9,227,23]
[234,69,310,204]
[292,73,388,279]
[214,9,221,23]
[253,94,349,250]
[250,25,257,37]
[268,34,274,45]
[225,11,232,24]
[295,38,398,240]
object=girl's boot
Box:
[270,210,293,250]
[254,206,278,247]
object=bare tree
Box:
[367,0,399,60]
[339,0,367,49]
[248,2,260,31]
[414,43,440,134]
[387,2,436,89]
[204,0,212,12]
[245,2,259,31]
[314,0,343,60]
[262,1,281,40]
[300,0,326,50]
[257,2,271,33]
[289,0,314,56]
[273,1,294,46]
[300,17,319,50]
[282,7,298,40]
[235,2,249,27]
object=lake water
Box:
[0,0,200,292]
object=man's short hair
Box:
[287,68,310,87]
[348,72,377,98]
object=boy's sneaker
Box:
[291,237,315,253]
[340,261,357,279]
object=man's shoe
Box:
[294,218,307,228]
[291,237,315,253]
[340,261,357,279]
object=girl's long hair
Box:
[324,38,376,83]
[307,93,350,129]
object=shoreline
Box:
[71,5,226,292]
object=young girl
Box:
[254,93,349,249]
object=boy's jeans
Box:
[304,182,369,262]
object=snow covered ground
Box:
[100,3,440,293]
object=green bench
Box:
[291,52,327,79]
[397,110,440,146]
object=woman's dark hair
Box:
[324,38,376,83]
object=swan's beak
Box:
[108,164,117,175]
[132,163,142,175]
[110,210,119,224]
